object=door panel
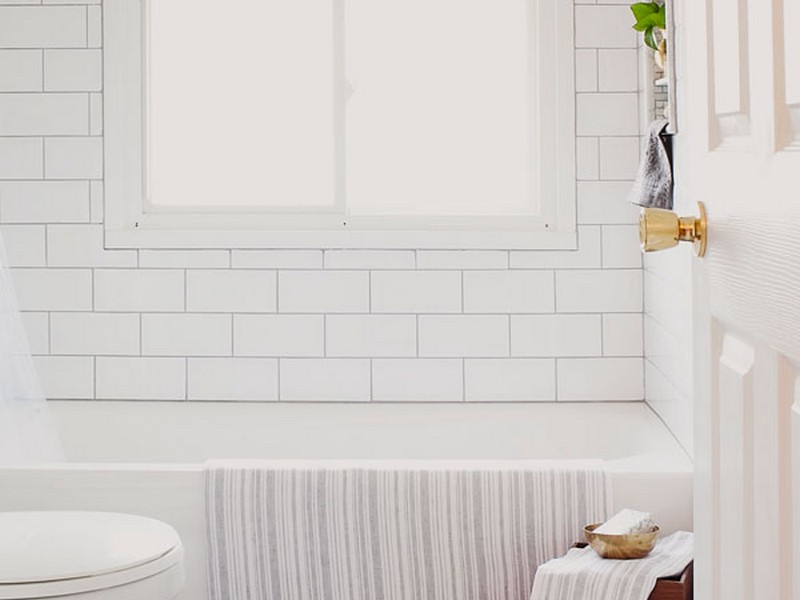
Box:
[708,0,752,143]
[716,332,755,600]
[777,0,800,148]
[685,0,800,596]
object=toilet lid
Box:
[0,512,181,584]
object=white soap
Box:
[594,509,655,535]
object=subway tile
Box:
[89,92,102,135]
[324,250,415,270]
[20,312,48,355]
[44,137,102,179]
[186,270,276,312]
[142,313,231,357]
[645,360,693,454]
[510,314,602,357]
[94,269,184,312]
[371,271,461,314]
[0,6,86,48]
[576,137,599,181]
[575,5,638,48]
[417,250,508,270]
[577,181,639,225]
[644,314,691,397]
[0,49,41,92]
[556,270,643,313]
[0,94,87,135]
[0,224,45,266]
[601,225,642,268]
[47,224,137,267]
[465,358,556,402]
[0,137,42,179]
[326,315,416,357]
[603,313,643,356]
[233,314,324,357]
[139,250,230,269]
[372,359,462,402]
[280,359,370,402]
[231,250,322,269]
[12,268,91,310]
[89,180,102,222]
[577,93,639,136]
[510,227,601,269]
[87,5,101,48]
[463,271,554,313]
[418,315,509,357]
[279,271,368,313]
[34,355,94,399]
[188,358,278,401]
[43,49,101,91]
[598,49,639,92]
[599,137,640,181]
[557,357,644,401]
[96,357,185,400]
[50,312,139,355]
[0,181,90,223]
[575,49,598,92]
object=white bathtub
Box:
[0,401,692,600]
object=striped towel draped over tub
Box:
[206,460,610,600]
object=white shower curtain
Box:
[0,233,62,464]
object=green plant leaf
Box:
[631,2,659,22]
[644,27,658,50]
[631,2,666,32]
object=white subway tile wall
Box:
[2,0,645,402]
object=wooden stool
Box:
[572,544,693,600]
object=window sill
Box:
[104,227,578,251]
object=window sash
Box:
[103,0,576,249]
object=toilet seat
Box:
[0,512,184,600]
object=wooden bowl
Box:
[584,523,660,559]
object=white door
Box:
[681,0,800,598]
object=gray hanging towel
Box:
[628,119,673,210]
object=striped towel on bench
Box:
[206,460,609,600]
[530,531,694,600]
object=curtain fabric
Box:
[0,234,62,464]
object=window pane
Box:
[345,0,533,216]
[147,0,336,208]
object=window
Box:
[104,0,575,249]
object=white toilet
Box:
[0,512,185,600]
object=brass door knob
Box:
[638,201,707,257]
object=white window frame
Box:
[103,0,576,250]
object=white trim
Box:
[104,0,576,250]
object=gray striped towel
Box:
[206,460,610,600]
[530,531,694,600]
